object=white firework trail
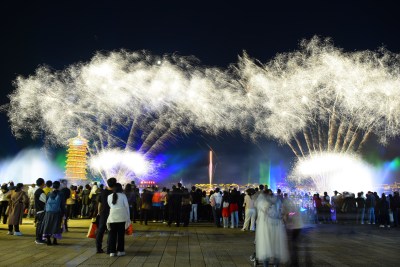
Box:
[291,152,379,194]
[8,51,239,180]
[235,37,400,157]
[8,36,400,182]
[88,149,157,185]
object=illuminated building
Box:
[65,131,88,182]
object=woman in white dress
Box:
[255,190,289,266]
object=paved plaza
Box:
[0,219,399,266]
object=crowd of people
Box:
[1,178,399,264]
[308,190,400,228]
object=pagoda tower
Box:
[65,130,89,181]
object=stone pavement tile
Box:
[2,219,400,266]
[175,259,191,266]
[189,252,203,260]
[159,258,175,266]
[189,260,205,267]
[109,256,133,267]
[141,263,157,267]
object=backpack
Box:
[46,193,61,212]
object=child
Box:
[222,191,230,228]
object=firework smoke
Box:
[236,37,400,157]
[8,36,400,181]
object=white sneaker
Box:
[117,251,126,256]
[110,253,116,257]
[379,225,384,228]
[7,231,13,235]
[14,232,23,236]
[241,228,246,231]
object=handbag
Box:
[87,222,97,238]
[126,223,134,235]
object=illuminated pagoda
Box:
[65,130,89,182]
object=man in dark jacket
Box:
[190,186,202,223]
[96,178,116,254]
[168,185,183,227]
[355,192,366,224]
[34,178,46,244]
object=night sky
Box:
[1,0,400,185]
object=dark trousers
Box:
[108,222,125,253]
[140,209,149,225]
[66,204,74,219]
[168,205,181,226]
[81,204,89,217]
[181,205,191,226]
[0,201,9,224]
[132,203,138,222]
[8,224,20,232]
[212,207,221,227]
[152,206,161,221]
[96,214,110,252]
[35,212,45,241]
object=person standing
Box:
[89,182,99,218]
[366,191,376,225]
[124,183,135,222]
[356,192,366,224]
[181,188,192,227]
[221,191,230,228]
[229,188,240,228]
[168,185,183,227]
[330,191,339,223]
[140,189,153,225]
[255,190,289,266]
[190,186,200,223]
[0,184,10,224]
[59,180,70,232]
[160,187,167,223]
[241,188,256,231]
[34,178,47,244]
[7,183,29,236]
[322,192,331,223]
[210,188,222,227]
[27,184,37,219]
[80,184,91,218]
[107,183,130,257]
[282,193,306,267]
[133,187,140,223]
[151,188,161,222]
[96,178,117,254]
[42,181,64,245]
[378,193,390,228]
